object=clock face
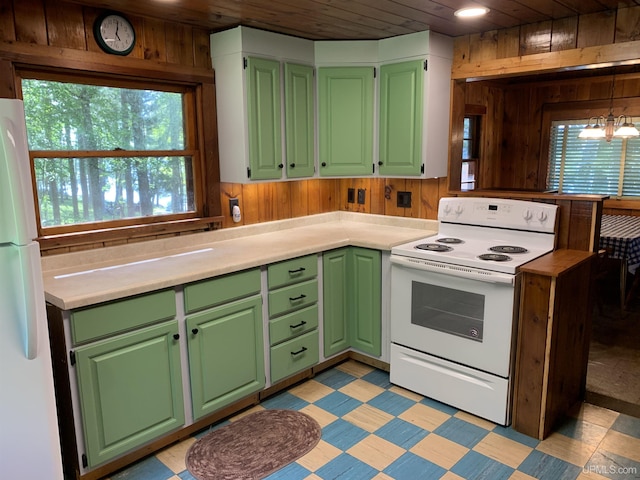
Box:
[95,13,136,55]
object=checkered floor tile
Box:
[106,360,640,480]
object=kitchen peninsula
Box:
[44,211,436,480]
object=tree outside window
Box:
[20,73,200,234]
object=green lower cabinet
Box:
[270,330,319,383]
[323,247,382,358]
[74,320,185,468]
[349,248,382,356]
[322,248,350,356]
[186,294,265,420]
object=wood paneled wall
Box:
[1,0,449,254]
[452,6,640,79]
[449,4,640,227]
[0,0,212,73]
[218,177,449,228]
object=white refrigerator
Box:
[0,99,64,479]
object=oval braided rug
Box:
[185,409,321,480]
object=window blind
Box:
[548,120,640,197]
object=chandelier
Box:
[578,75,639,142]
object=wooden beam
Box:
[0,40,214,84]
[452,40,640,81]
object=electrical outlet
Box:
[357,189,366,204]
[397,191,411,208]
[229,198,239,215]
[347,188,355,203]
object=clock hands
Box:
[115,21,121,41]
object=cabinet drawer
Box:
[268,279,318,318]
[268,255,317,290]
[269,304,318,346]
[70,290,176,345]
[184,268,261,314]
[270,330,319,383]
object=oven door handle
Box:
[390,255,516,285]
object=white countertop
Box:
[42,212,437,310]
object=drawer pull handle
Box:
[288,267,306,274]
[289,294,307,302]
[291,346,307,356]
[192,328,199,335]
[290,320,307,329]
[173,334,180,340]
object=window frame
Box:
[15,67,206,237]
[541,98,640,197]
[461,115,481,191]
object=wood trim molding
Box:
[0,40,214,84]
[452,40,640,81]
[37,216,224,252]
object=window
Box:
[461,116,480,191]
[19,71,201,234]
[547,119,640,197]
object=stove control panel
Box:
[438,197,558,233]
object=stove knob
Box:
[522,209,533,221]
[537,211,548,223]
[454,204,464,215]
[443,204,452,215]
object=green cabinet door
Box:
[349,247,382,356]
[323,247,382,358]
[187,295,265,420]
[284,63,315,178]
[318,67,374,176]
[378,60,424,176]
[246,56,283,180]
[322,248,349,356]
[75,320,185,468]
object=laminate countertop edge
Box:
[42,212,438,310]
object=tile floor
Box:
[106,360,640,480]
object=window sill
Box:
[37,217,224,255]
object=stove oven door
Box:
[390,255,520,378]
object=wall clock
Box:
[93,12,136,56]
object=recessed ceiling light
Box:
[454,6,490,18]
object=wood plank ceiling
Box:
[67,0,638,40]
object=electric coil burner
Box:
[415,243,452,252]
[389,197,559,425]
[437,237,463,244]
[490,245,528,254]
[478,253,511,262]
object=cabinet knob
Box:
[173,333,180,340]
[321,162,327,167]
[290,163,295,168]
[192,328,199,335]
[278,163,284,169]
[378,161,383,166]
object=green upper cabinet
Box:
[377,30,453,178]
[318,67,374,177]
[378,60,424,176]
[246,56,283,180]
[210,27,316,183]
[284,63,315,178]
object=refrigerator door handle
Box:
[18,243,45,359]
